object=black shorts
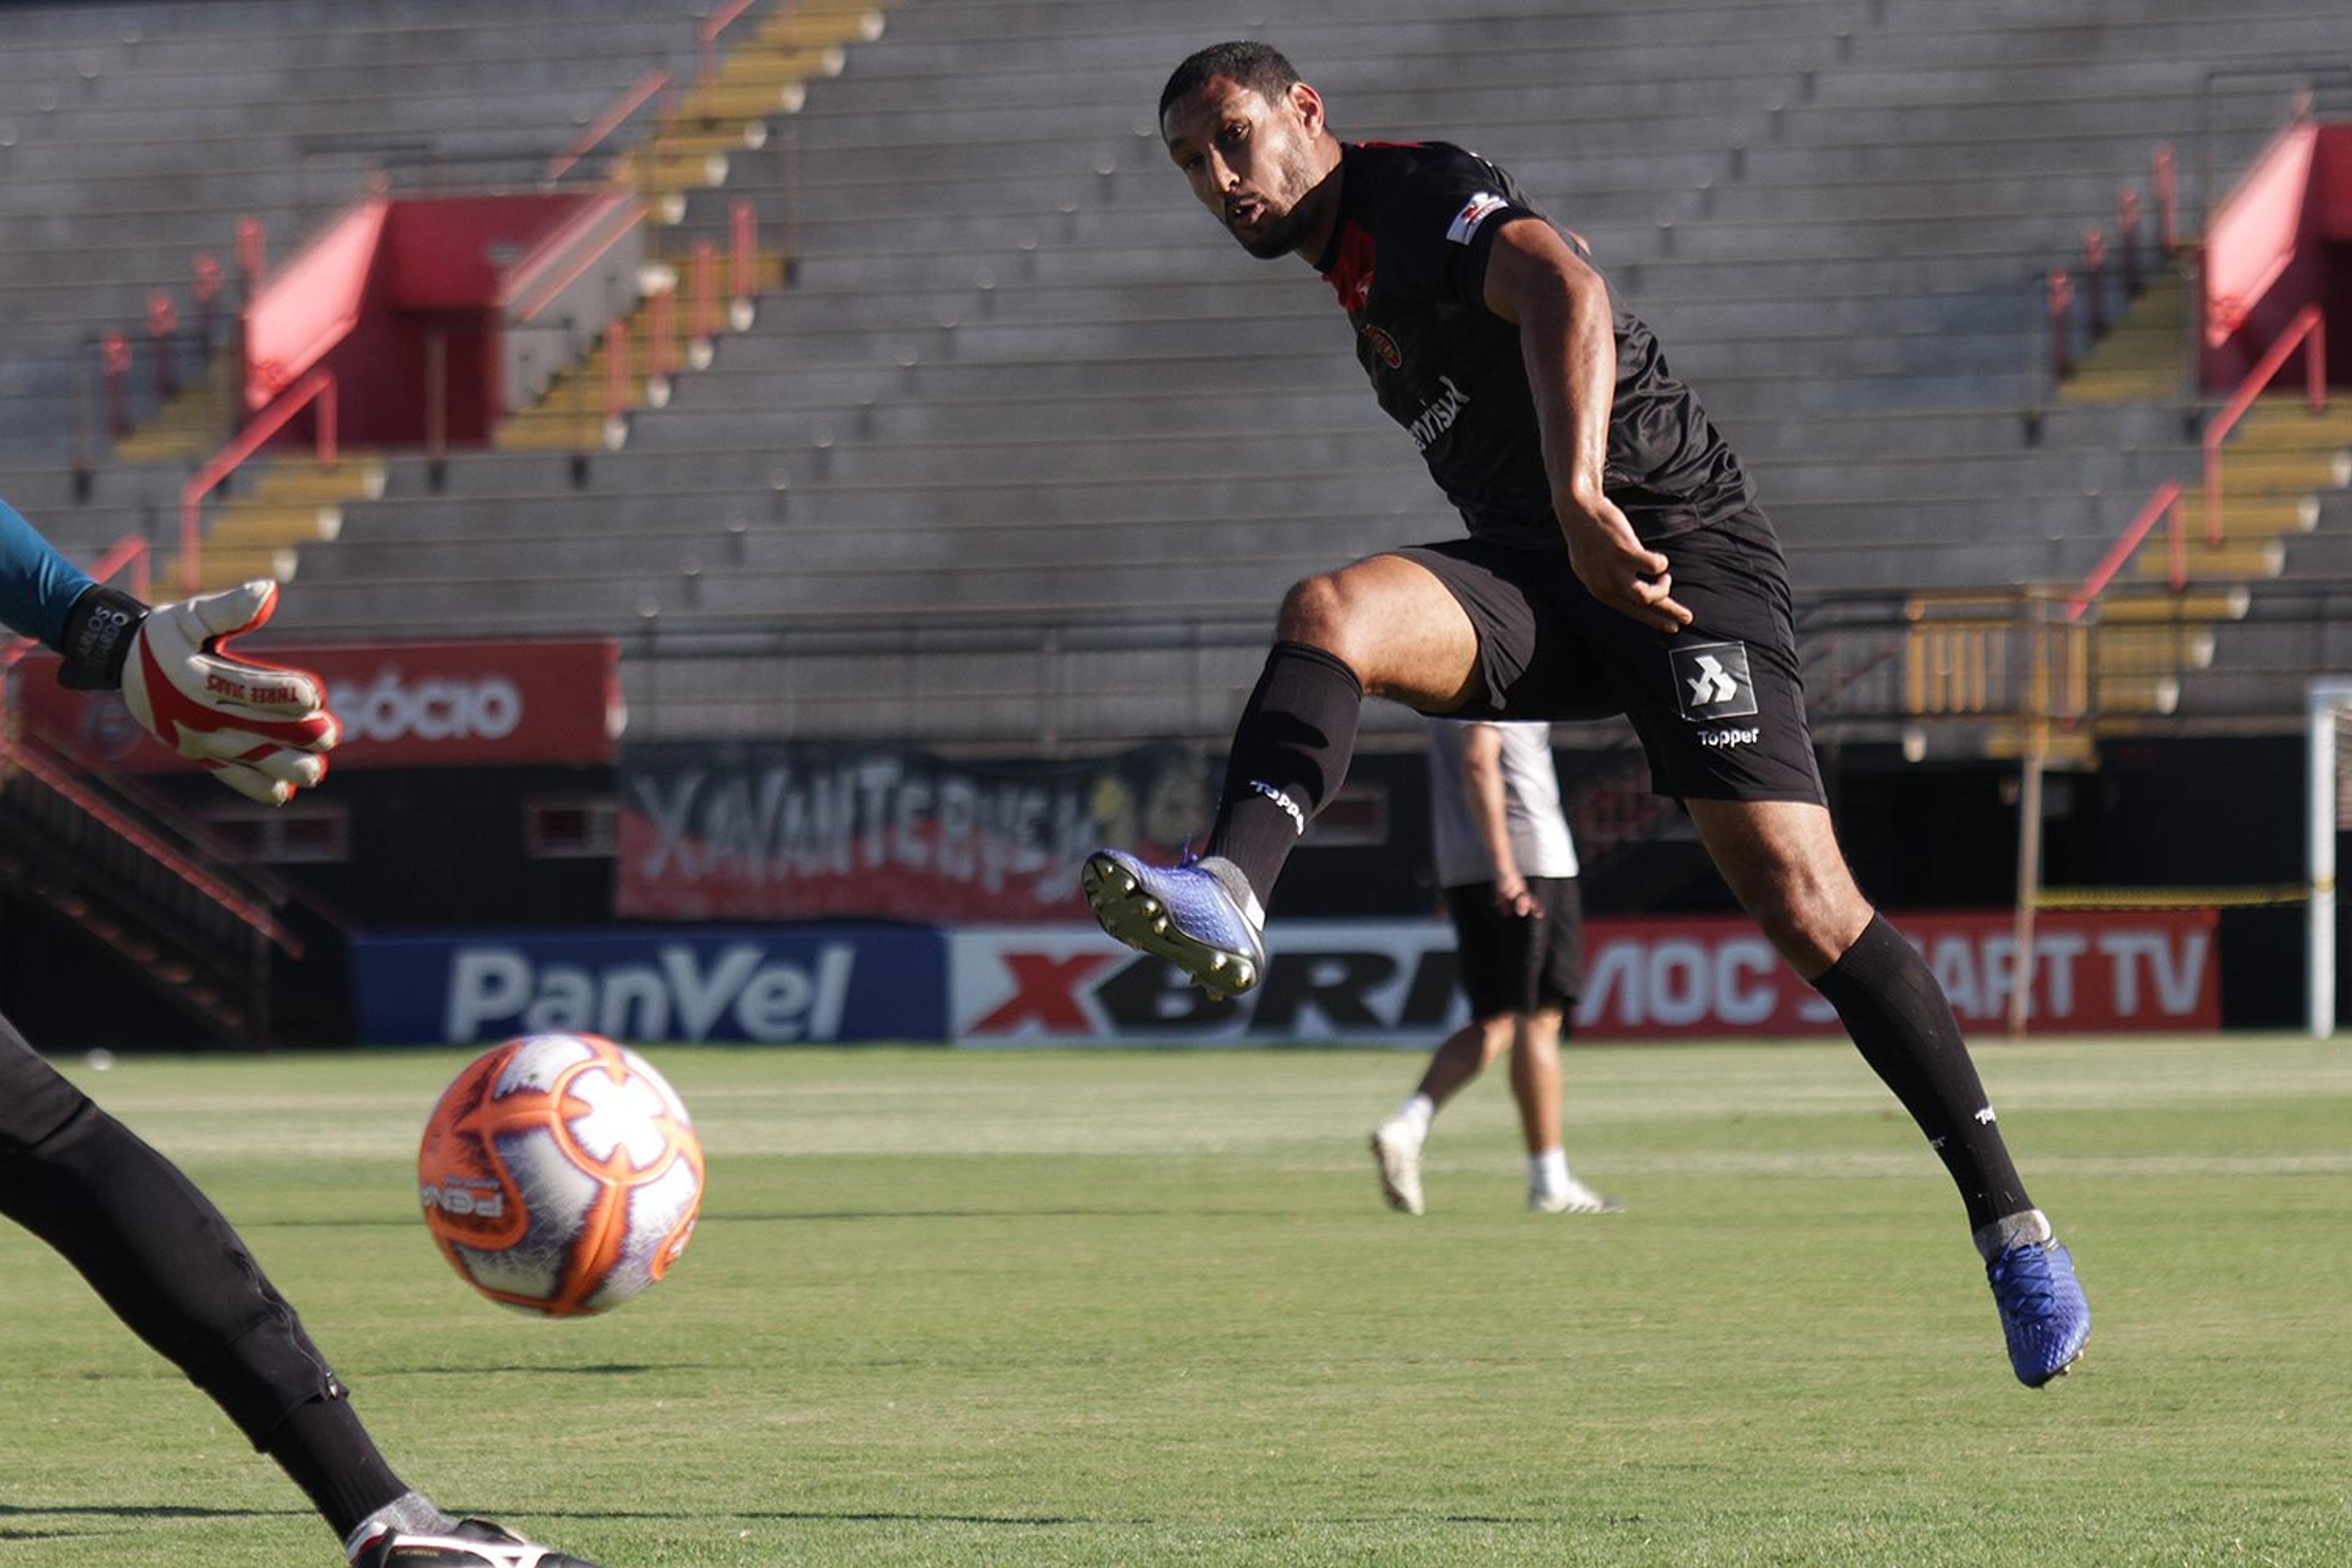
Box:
[1444,875,1583,1019]
[1395,507,1826,804]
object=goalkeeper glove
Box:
[58,580,340,805]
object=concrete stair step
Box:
[749,2,886,47]
[2094,588,2250,624]
[2061,368,2183,404]
[2133,536,2286,581]
[2226,401,2352,453]
[612,145,732,194]
[494,411,624,451]
[692,40,845,97]
[2198,450,2348,489]
[2092,672,2184,716]
[243,456,386,503]
[2095,623,2213,676]
[2060,271,2190,404]
[1983,725,2101,766]
[649,122,772,159]
[158,544,299,593]
[205,502,341,547]
[113,425,214,462]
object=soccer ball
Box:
[418,1032,705,1316]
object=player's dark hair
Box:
[1158,41,1303,121]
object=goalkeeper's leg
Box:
[0,1011,437,1545]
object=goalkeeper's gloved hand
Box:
[58,580,340,805]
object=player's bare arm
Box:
[1460,723,1536,916]
[1480,218,1692,634]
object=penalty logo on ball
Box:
[418,1032,706,1316]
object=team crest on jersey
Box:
[1670,640,1760,722]
[1446,190,1509,245]
[1360,323,1403,368]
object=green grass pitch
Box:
[0,1035,2345,1566]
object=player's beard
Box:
[1231,206,1310,258]
[1225,149,1323,258]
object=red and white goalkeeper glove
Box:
[59,580,340,805]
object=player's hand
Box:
[1558,491,1692,633]
[61,580,339,804]
[1493,869,1539,919]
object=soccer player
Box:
[1371,718,1618,1217]
[0,496,600,1565]
[1080,43,2089,1387]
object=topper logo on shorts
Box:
[1670,641,1760,722]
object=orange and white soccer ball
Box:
[418,1033,705,1316]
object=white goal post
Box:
[2310,677,2352,1038]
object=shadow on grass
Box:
[249,1207,1283,1231]
[0,1503,310,1521]
[380,1362,709,1377]
[706,1207,1278,1223]
[510,1506,1158,1527]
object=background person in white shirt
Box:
[1371,719,1619,1215]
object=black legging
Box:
[0,1012,343,1446]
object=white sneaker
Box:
[1529,1177,1624,1215]
[1369,1121,1425,1215]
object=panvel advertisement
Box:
[352,910,2217,1046]
[616,739,1212,923]
[352,925,948,1045]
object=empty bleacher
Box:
[6,0,2346,746]
[0,0,722,463]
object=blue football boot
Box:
[1985,1232,2090,1387]
[1081,848,1267,1000]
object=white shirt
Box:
[1426,718,1579,886]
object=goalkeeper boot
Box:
[1081,848,1266,1000]
[348,1518,603,1567]
[1981,1212,2090,1387]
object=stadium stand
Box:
[4,0,2347,751]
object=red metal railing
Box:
[604,317,631,436]
[647,283,676,388]
[88,533,154,603]
[178,369,337,595]
[0,736,300,951]
[2117,186,2143,296]
[731,198,757,307]
[698,0,762,83]
[692,241,720,345]
[547,67,674,182]
[2067,480,2187,620]
[2203,303,2328,543]
[2045,267,2075,383]
[2153,145,2179,257]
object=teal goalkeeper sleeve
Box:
[0,497,97,650]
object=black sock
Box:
[1205,641,1363,897]
[265,1393,410,1542]
[1812,913,2032,1234]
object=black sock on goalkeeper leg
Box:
[1811,913,2032,1235]
[1204,640,1363,898]
[265,1393,418,1542]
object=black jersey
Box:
[1311,141,1753,545]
